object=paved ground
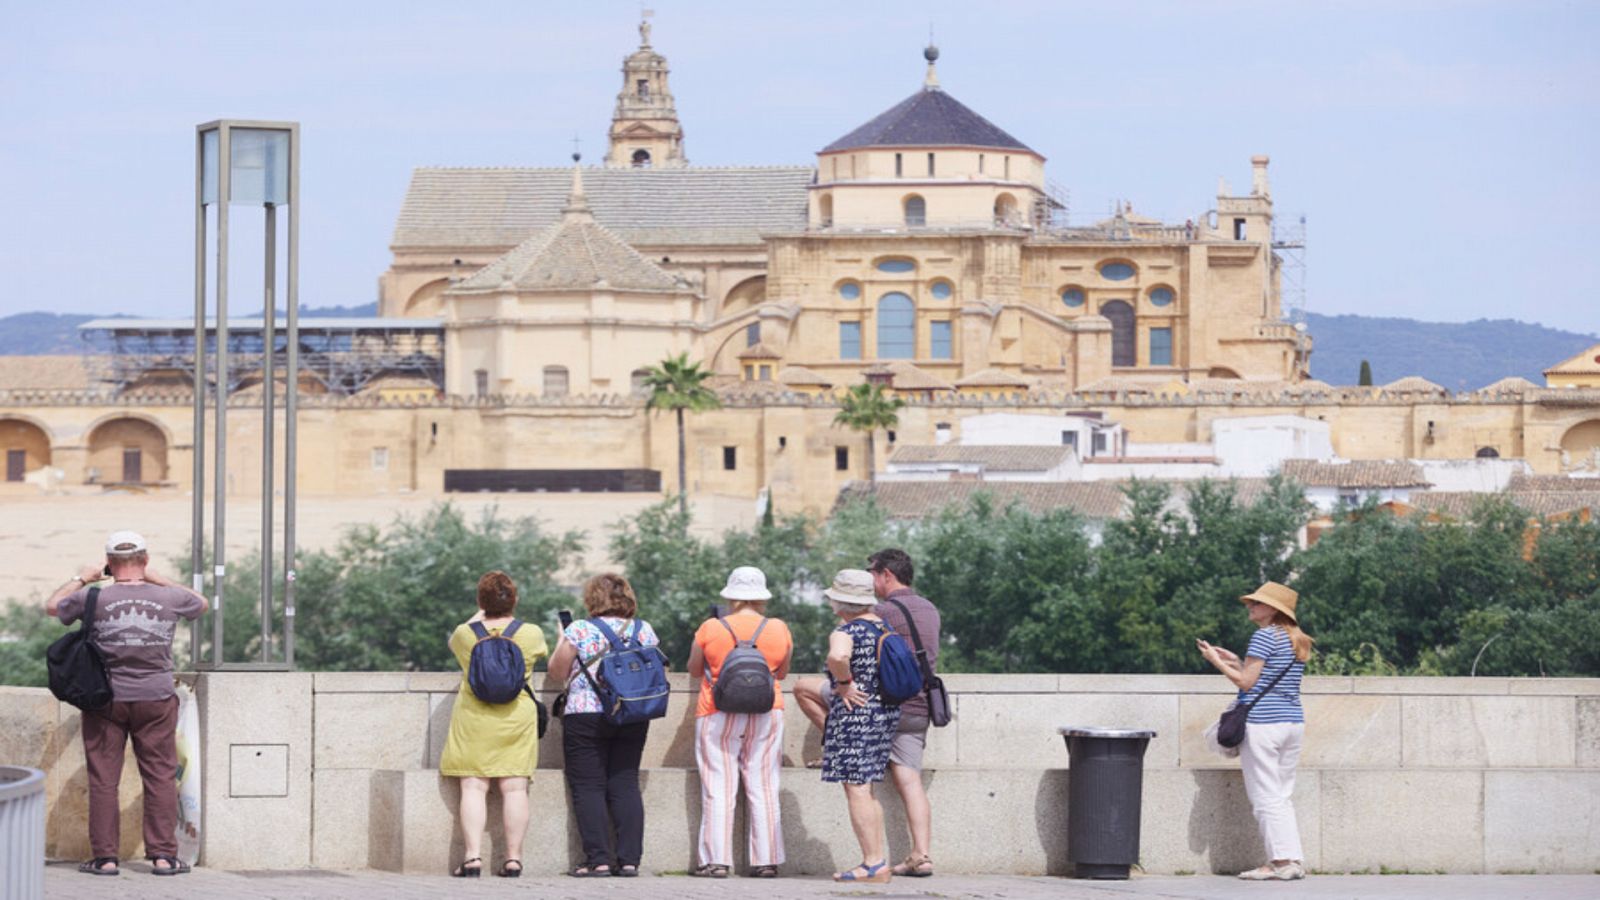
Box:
[41,864,1600,900]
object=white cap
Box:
[719,566,772,601]
[105,531,148,555]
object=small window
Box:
[542,365,569,398]
[838,281,861,300]
[1149,327,1173,366]
[1092,432,1108,455]
[876,258,916,274]
[1233,218,1247,240]
[758,365,772,382]
[835,447,850,471]
[746,322,760,347]
[904,195,926,227]
[1100,262,1136,281]
[895,153,903,177]
[839,321,862,360]
[927,152,935,176]
[636,79,649,99]
[723,446,737,470]
[371,447,389,471]
[1062,431,1078,450]
[930,320,952,360]
[886,430,896,444]
[631,368,651,396]
[778,436,787,449]
[877,293,915,359]
[1339,491,1360,507]
[935,422,952,445]
[474,369,489,397]
[1149,287,1175,307]
[978,153,985,173]
[930,281,953,300]
[632,149,652,168]
[1003,156,1011,179]
[1476,446,1500,459]
[1061,287,1086,308]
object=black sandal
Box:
[749,864,779,878]
[452,857,482,878]
[497,859,522,878]
[614,864,639,877]
[149,855,190,876]
[690,863,729,878]
[79,857,119,876]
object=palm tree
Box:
[833,383,904,485]
[642,353,722,516]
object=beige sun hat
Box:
[1240,581,1298,623]
[823,569,877,605]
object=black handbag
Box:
[1216,658,1293,748]
[46,586,113,711]
[884,597,951,727]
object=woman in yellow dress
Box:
[440,570,549,878]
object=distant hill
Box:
[1,305,1593,390]
[1305,313,1597,389]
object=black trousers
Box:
[560,713,650,867]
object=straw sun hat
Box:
[1239,581,1298,623]
[823,569,877,606]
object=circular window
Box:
[876,258,916,274]
[1100,262,1136,281]
[930,281,953,300]
[1061,288,1086,308]
[1149,287,1174,307]
[838,282,861,301]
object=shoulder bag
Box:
[1214,654,1294,748]
[883,597,951,727]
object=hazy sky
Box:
[1,0,1596,334]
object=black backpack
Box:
[711,616,775,714]
[47,586,113,711]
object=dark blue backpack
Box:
[875,622,923,706]
[575,618,670,725]
[467,620,532,704]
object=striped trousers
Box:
[694,709,786,867]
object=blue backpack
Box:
[466,620,533,704]
[875,622,923,706]
[575,618,671,725]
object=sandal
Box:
[452,857,482,878]
[804,758,823,769]
[497,859,522,878]
[690,863,729,878]
[749,864,779,878]
[149,855,190,876]
[569,864,611,877]
[79,857,119,876]
[614,864,639,877]
[892,852,933,877]
[833,860,890,883]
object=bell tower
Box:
[605,17,687,169]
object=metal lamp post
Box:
[193,120,299,670]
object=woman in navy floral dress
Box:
[819,569,901,883]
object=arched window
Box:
[1100,300,1135,367]
[630,369,651,396]
[994,193,1018,224]
[877,293,915,359]
[818,194,833,227]
[903,195,926,227]
[631,149,652,168]
[543,366,570,398]
[1475,446,1500,459]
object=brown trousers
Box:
[82,695,180,859]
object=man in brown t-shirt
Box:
[45,530,207,876]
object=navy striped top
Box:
[1237,626,1305,724]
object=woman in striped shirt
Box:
[1197,581,1315,882]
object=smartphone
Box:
[558,609,573,630]
[103,565,112,577]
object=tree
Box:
[642,353,722,517]
[832,383,904,484]
[1358,359,1373,386]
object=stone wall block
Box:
[197,672,314,869]
[1484,771,1600,873]
[312,672,410,693]
[1577,697,1600,768]
[1298,695,1402,768]
[1141,768,1321,874]
[1402,696,1575,768]
[1057,674,1225,695]
[311,769,376,869]
[314,691,430,771]
[957,693,1179,769]
[1319,770,1483,872]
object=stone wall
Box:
[4,674,1597,875]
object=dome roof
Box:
[822,86,1033,154]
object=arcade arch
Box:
[1,417,51,482]
[87,417,169,484]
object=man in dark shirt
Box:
[868,548,941,878]
[45,530,207,876]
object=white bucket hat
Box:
[823,569,877,605]
[720,566,772,601]
[105,530,148,555]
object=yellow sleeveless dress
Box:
[439,621,548,777]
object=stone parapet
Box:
[5,675,1596,873]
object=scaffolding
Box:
[79,317,445,396]
[1272,215,1310,375]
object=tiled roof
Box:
[777,366,831,386]
[1411,491,1600,518]
[737,342,783,360]
[852,362,953,392]
[453,182,684,293]
[1381,376,1448,393]
[1544,342,1600,375]
[888,444,1072,472]
[392,166,813,249]
[1506,474,1600,492]
[1477,376,1539,394]
[838,480,1127,520]
[1280,459,1430,489]
[822,87,1033,153]
[0,355,93,390]
[1074,376,1160,394]
[954,368,1031,388]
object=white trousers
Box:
[694,710,786,867]
[1239,721,1304,862]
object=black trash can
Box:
[1058,726,1156,879]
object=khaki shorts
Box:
[817,679,931,771]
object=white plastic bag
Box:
[1203,717,1240,759]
